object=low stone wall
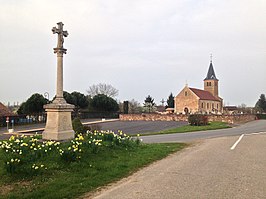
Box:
[119,114,188,122]
[119,113,256,124]
[207,114,257,124]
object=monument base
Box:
[43,98,75,141]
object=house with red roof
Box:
[174,60,223,114]
[0,102,15,117]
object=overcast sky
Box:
[0,0,265,107]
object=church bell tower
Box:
[204,57,219,98]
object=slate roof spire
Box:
[204,57,218,80]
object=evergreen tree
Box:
[18,93,48,115]
[71,91,89,109]
[63,91,76,105]
[166,93,175,108]
[63,91,89,109]
[255,94,266,113]
[123,101,129,114]
[143,95,155,113]
[91,94,119,112]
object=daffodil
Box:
[9,135,15,141]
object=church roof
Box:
[0,102,15,117]
[204,62,218,80]
[189,88,220,101]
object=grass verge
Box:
[0,142,186,199]
[142,122,231,136]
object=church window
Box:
[212,103,214,109]
[202,103,204,108]
[185,91,188,96]
[207,103,209,109]
[217,104,219,109]
[209,82,211,86]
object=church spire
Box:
[204,56,218,80]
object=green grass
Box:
[0,143,186,199]
[142,122,231,136]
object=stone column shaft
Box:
[56,53,63,98]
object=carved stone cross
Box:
[51,22,69,100]
[52,22,68,49]
[43,22,74,141]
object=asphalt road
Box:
[88,133,266,199]
[88,121,188,135]
[141,120,266,143]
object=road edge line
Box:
[230,134,244,150]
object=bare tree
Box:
[87,83,119,98]
[128,99,142,113]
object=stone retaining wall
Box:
[208,114,256,124]
[119,113,256,124]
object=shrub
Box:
[256,114,266,120]
[188,114,208,126]
[85,124,102,132]
[72,118,85,135]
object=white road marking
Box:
[230,134,245,150]
[250,132,266,135]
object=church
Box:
[174,60,223,114]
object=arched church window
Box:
[185,91,188,96]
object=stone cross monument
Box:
[42,22,75,141]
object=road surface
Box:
[95,121,188,135]
[141,120,266,143]
[87,132,266,199]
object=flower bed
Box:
[0,130,141,175]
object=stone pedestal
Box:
[43,98,75,141]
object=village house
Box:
[0,102,15,117]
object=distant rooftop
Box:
[0,102,15,117]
